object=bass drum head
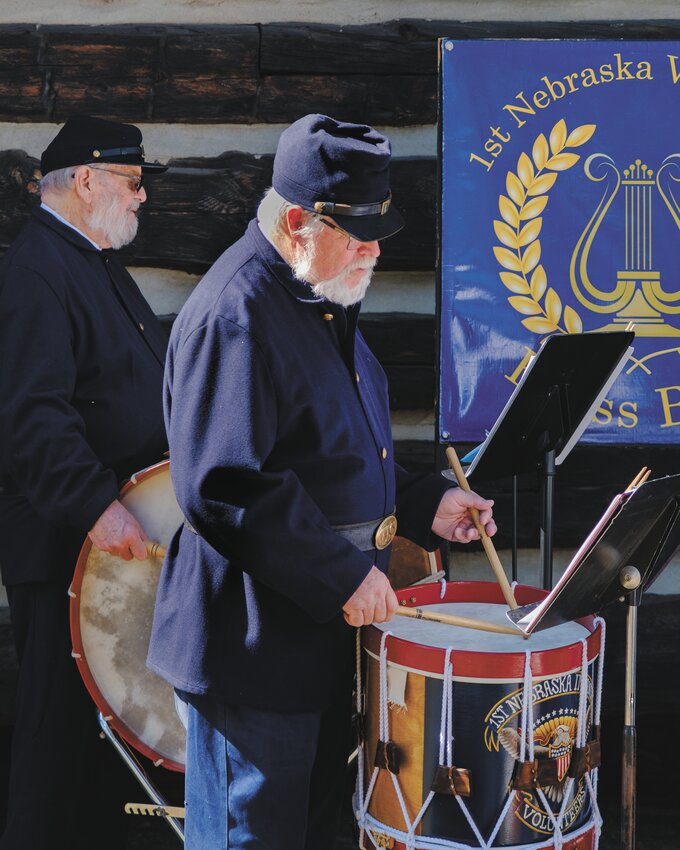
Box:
[70,460,186,771]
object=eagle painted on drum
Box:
[498,715,577,802]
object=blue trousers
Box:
[177,689,353,850]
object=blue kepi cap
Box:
[272,114,404,242]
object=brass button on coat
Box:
[323,313,333,321]
[381,448,388,459]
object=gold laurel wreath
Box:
[493,119,596,335]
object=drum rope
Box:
[358,810,598,850]
[376,631,418,842]
[355,631,396,841]
[439,578,447,599]
[587,621,606,846]
[446,648,490,848]
[355,628,367,849]
[354,617,604,850]
[522,650,565,849]
[403,648,456,848]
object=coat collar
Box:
[31,205,104,254]
[246,219,362,326]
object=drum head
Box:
[70,460,186,771]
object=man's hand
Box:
[342,566,399,627]
[431,487,496,543]
[88,499,149,561]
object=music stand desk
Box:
[506,473,680,634]
[458,331,634,588]
[507,473,680,850]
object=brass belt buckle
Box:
[374,515,397,550]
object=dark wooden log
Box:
[3,22,680,125]
[260,21,441,76]
[0,149,436,272]
[359,313,435,365]
[0,28,44,118]
[153,28,260,123]
[442,442,680,549]
[260,19,680,76]
[257,73,437,126]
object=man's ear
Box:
[72,166,94,202]
[285,206,307,242]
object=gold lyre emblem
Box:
[374,515,397,550]
[570,153,680,336]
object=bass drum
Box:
[69,458,439,774]
[69,459,186,771]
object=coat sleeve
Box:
[166,315,375,622]
[394,463,455,552]
[0,266,119,530]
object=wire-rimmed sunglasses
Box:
[88,165,144,193]
[316,216,366,250]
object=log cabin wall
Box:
[1,12,679,553]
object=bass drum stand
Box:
[97,713,185,844]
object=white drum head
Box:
[70,460,186,771]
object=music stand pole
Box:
[621,567,642,850]
[512,474,518,583]
[540,447,556,589]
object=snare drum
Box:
[69,460,186,771]
[355,581,604,850]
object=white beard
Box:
[85,192,139,249]
[292,239,376,307]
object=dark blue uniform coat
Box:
[0,206,168,586]
[0,205,168,850]
[148,220,450,711]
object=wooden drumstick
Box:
[144,540,166,559]
[395,605,523,637]
[625,466,648,491]
[445,446,519,610]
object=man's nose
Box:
[358,239,380,258]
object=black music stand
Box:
[506,473,680,850]
[460,331,634,588]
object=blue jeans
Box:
[176,690,353,850]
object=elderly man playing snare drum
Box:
[148,113,496,849]
[0,116,168,850]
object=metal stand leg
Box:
[620,568,641,850]
[540,448,556,590]
[511,474,518,583]
[98,713,185,844]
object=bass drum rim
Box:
[69,459,185,773]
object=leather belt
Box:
[184,514,398,552]
[333,514,397,552]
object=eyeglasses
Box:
[88,166,144,193]
[317,216,366,250]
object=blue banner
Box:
[440,39,680,445]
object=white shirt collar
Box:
[40,203,102,250]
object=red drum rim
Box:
[363,581,602,681]
[69,459,184,773]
